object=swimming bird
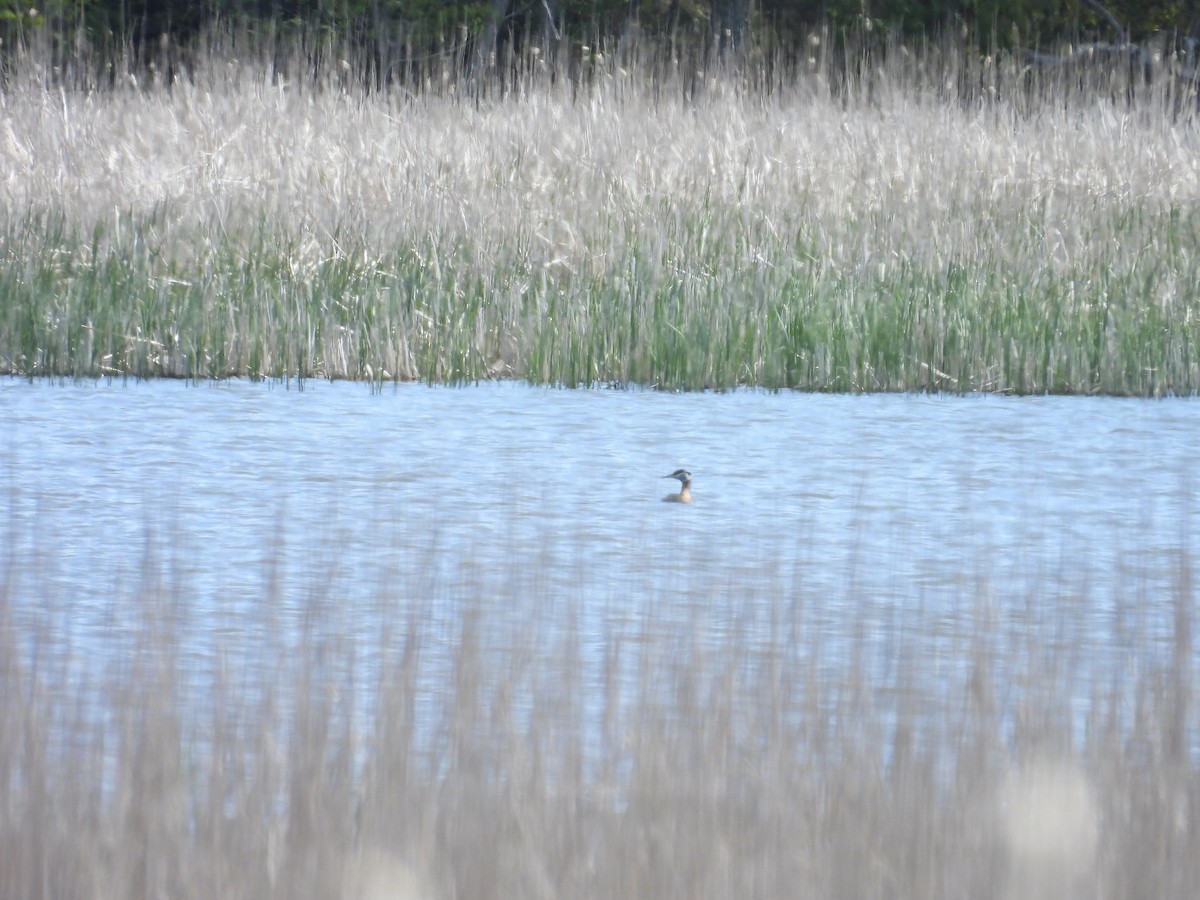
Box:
[662,469,693,504]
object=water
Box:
[2,377,1197,757]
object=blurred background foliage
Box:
[2,1,1198,48]
[2,1,1199,86]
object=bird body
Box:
[662,469,693,504]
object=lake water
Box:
[2,377,1198,753]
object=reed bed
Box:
[1,32,1199,391]
[1,519,1197,900]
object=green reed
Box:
[4,210,1195,392]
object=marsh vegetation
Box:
[1,521,1197,899]
[1,29,1199,391]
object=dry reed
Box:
[1,515,1197,899]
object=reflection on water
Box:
[2,378,1197,749]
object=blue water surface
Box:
[2,378,1197,761]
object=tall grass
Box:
[1,28,1199,391]
[1,520,1197,899]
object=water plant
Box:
[1,516,1196,898]
[1,30,1198,392]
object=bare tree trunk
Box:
[710,0,749,57]
[666,0,682,34]
[475,0,511,75]
[540,0,563,40]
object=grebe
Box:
[662,469,693,504]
